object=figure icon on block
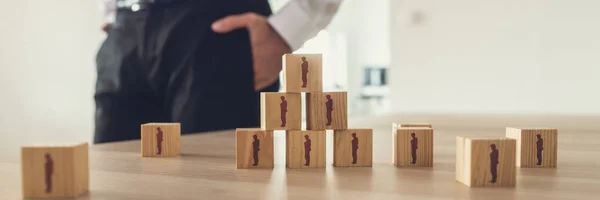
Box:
[301,56,309,88]
[536,134,543,165]
[44,153,53,193]
[410,133,418,164]
[351,133,359,164]
[490,144,499,183]
[252,135,260,166]
[156,127,163,155]
[304,135,311,166]
[325,95,333,126]
[280,96,287,127]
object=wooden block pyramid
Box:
[235,53,372,169]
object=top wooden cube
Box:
[282,54,323,92]
[506,127,558,168]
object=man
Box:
[252,134,260,166]
[280,96,287,127]
[351,133,358,164]
[156,127,163,155]
[490,144,499,183]
[94,0,343,143]
[304,135,311,166]
[536,134,543,165]
[44,153,53,193]
[410,133,418,164]
[301,56,309,88]
[325,95,333,126]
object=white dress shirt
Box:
[98,0,342,51]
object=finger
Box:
[212,13,256,33]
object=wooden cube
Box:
[141,123,181,157]
[286,130,326,168]
[456,136,517,187]
[306,92,348,130]
[21,143,89,198]
[236,129,274,169]
[506,127,558,168]
[260,92,302,130]
[398,123,432,128]
[333,129,373,167]
[282,54,323,92]
[393,127,434,167]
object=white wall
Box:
[0,0,103,148]
[323,0,391,116]
[390,0,600,115]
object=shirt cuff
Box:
[101,0,117,23]
[267,1,316,51]
[105,11,116,23]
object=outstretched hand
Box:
[212,13,292,91]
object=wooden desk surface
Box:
[1,114,599,200]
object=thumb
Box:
[212,13,255,33]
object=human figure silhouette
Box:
[410,133,418,164]
[301,56,309,88]
[304,135,311,166]
[156,127,163,155]
[44,153,53,193]
[252,135,260,166]
[280,96,287,127]
[490,144,499,183]
[351,133,359,164]
[536,134,543,165]
[325,95,333,126]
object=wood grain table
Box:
[1,114,599,200]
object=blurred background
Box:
[1,0,599,147]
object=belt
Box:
[116,0,178,11]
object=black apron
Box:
[94,0,278,143]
